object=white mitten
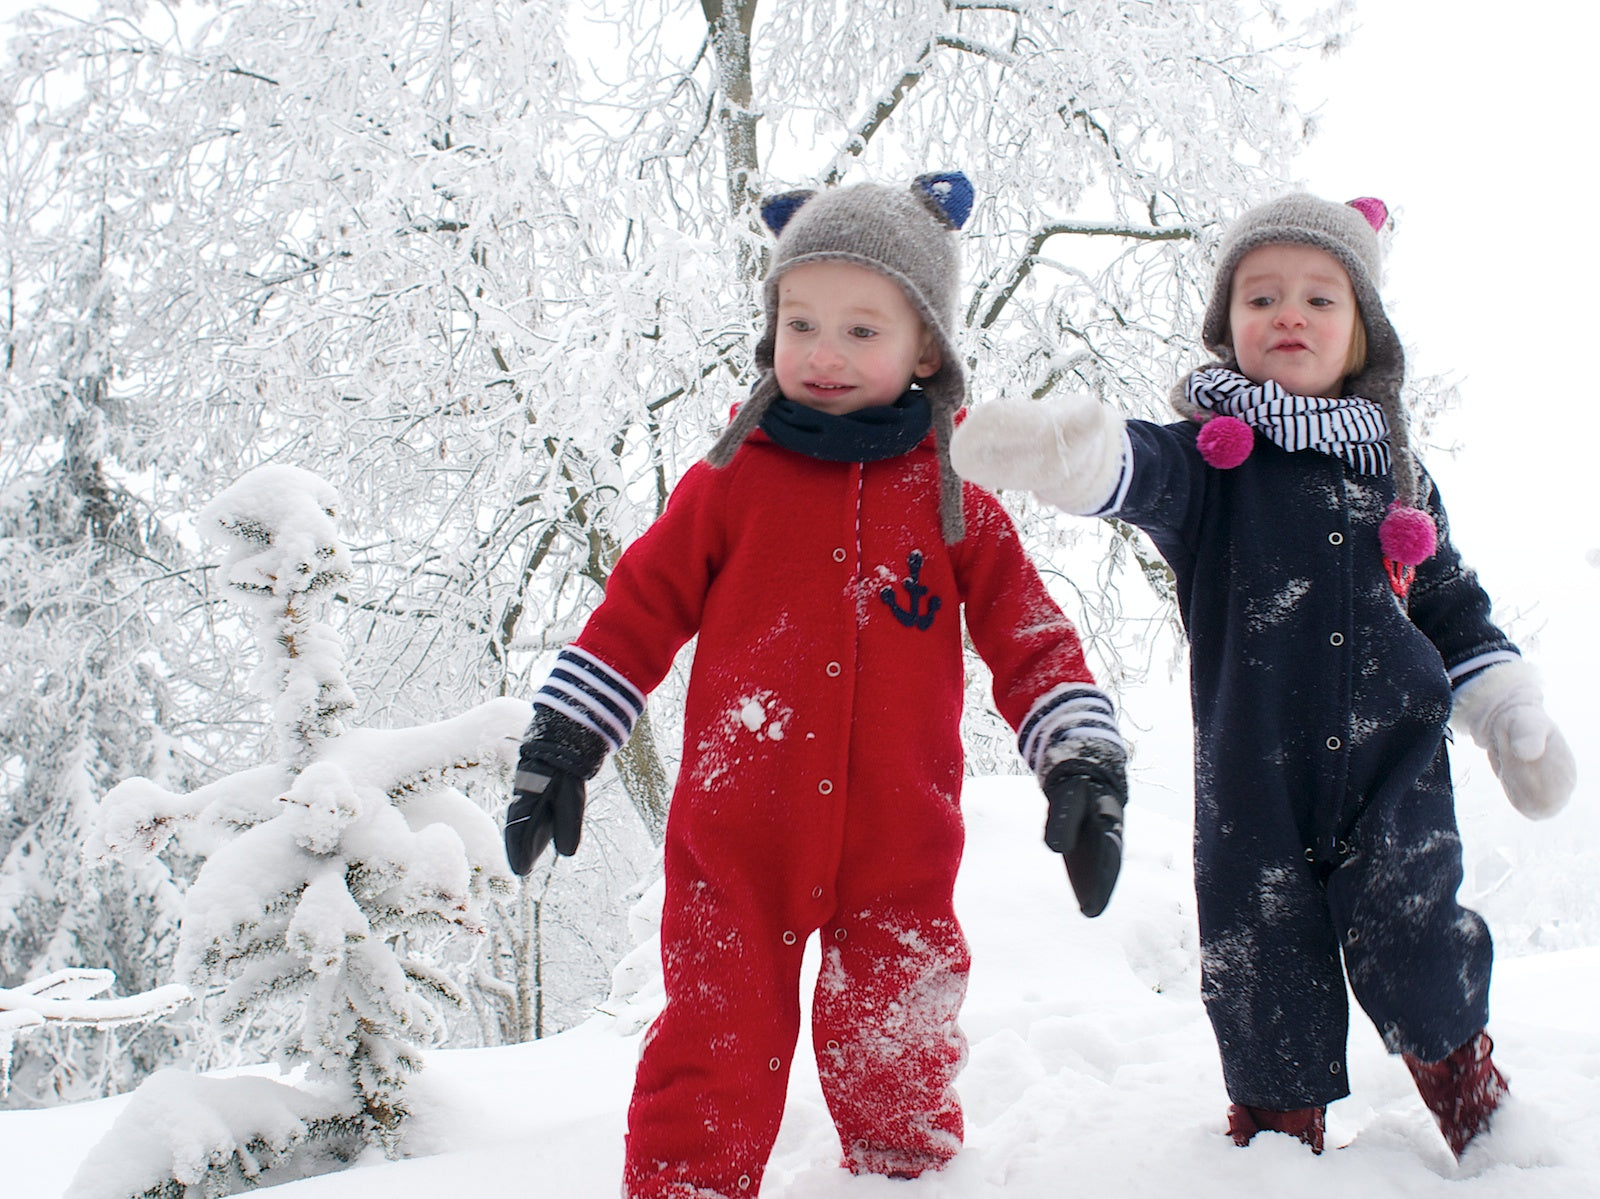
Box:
[1451,659,1576,820]
[951,394,1127,515]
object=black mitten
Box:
[505,705,607,875]
[1042,760,1128,917]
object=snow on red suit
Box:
[562,423,1113,1197]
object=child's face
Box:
[773,260,942,415]
[1227,244,1359,398]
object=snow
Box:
[1,4,1594,1196]
[0,970,189,1027]
[8,757,1600,1198]
[63,1070,361,1199]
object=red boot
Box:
[1403,1030,1509,1158]
[1227,1103,1325,1154]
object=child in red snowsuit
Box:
[505,172,1128,1198]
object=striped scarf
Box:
[1186,367,1392,476]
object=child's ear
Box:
[761,190,816,236]
[915,331,943,379]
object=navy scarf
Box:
[760,389,931,463]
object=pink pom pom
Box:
[1196,415,1254,469]
[1379,503,1437,566]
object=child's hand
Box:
[1042,763,1127,917]
[950,394,1125,514]
[1452,661,1577,820]
[506,756,587,874]
[505,704,609,873]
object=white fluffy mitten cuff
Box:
[1451,659,1576,820]
[950,394,1127,515]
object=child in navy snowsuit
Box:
[950,193,1577,1157]
[503,173,1129,1197]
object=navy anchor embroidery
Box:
[881,550,941,630]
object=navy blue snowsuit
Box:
[1103,419,1519,1109]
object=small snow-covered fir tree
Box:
[82,466,527,1196]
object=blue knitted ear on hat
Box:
[760,190,815,236]
[913,172,973,230]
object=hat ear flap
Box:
[760,190,815,236]
[913,171,973,230]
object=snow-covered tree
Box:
[0,35,214,1101]
[3,0,1346,1094]
[89,466,525,1185]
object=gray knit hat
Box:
[1183,193,1419,507]
[706,171,974,542]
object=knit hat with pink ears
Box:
[1174,193,1437,581]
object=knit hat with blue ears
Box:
[706,171,975,543]
[1176,193,1438,587]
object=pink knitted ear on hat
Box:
[1196,415,1254,469]
[1379,501,1437,566]
[1347,196,1389,233]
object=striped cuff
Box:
[1448,649,1521,692]
[1087,427,1134,517]
[534,647,645,755]
[1017,683,1126,776]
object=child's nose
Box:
[810,335,846,367]
[1274,304,1308,328]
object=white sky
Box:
[1292,3,1600,557]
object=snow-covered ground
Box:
[3,4,1596,1196]
[9,750,1599,1198]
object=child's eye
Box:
[786,318,814,333]
[1245,296,1274,308]
[849,325,877,339]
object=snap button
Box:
[1328,531,1343,545]
[738,1174,752,1190]
[1330,1061,1342,1074]
[768,1057,781,1071]
[834,928,847,941]
[1304,847,1316,862]
[818,779,834,795]
[826,1039,840,1051]
[1329,632,1344,646]
[826,661,842,677]
[782,930,797,945]
[832,548,847,563]
[812,886,824,899]
[1347,928,1360,945]
[1325,735,1341,751]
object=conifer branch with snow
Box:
[84,467,525,1195]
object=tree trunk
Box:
[702,0,762,281]
[614,707,669,845]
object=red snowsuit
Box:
[572,424,1103,1198]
